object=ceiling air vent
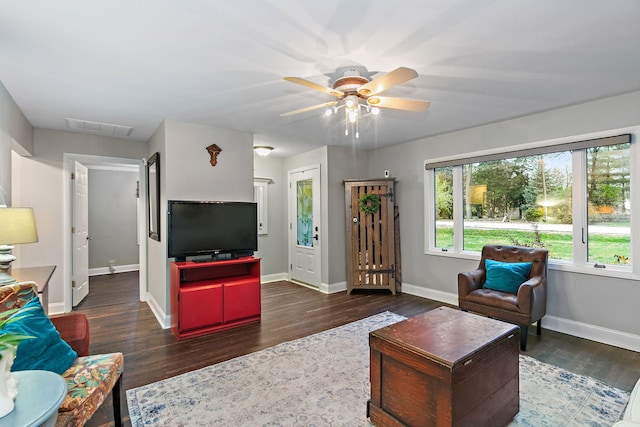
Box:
[65,118,134,137]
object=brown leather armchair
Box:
[458,245,548,351]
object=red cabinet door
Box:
[179,284,223,331]
[223,279,261,322]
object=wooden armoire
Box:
[344,178,401,294]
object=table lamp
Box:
[0,207,39,285]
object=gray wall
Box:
[88,168,139,270]
[3,75,639,348]
[282,145,369,289]
[368,90,640,347]
[146,122,166,320]
[0,80,33,205]
[283,147,329,286]
[325,146,369,285]
[146,119,254,325]
[253,154,286,277]
[11,129,148,308]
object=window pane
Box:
[296,179,313,247]
[434,167,453,249]
[462,153,573,260]
[587,143,631,266]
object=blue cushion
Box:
[2,297,77,374]
[483,259,533,294]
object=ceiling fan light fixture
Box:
[281,66,429,140]
[345,95,358,109]
[254,146,273,156]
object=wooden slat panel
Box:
[372,185,378,286]
[345,179,396,292]
[366,187,374,285]
[380,185,389,287]
[358,186,367,286]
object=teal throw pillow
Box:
[2,297,77,374]
[483,259,533,294]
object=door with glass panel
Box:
[288,166,321,287]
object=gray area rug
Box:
[127,312,629,426]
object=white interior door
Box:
[72,160,89,306]
[289,166,321,287]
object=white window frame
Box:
[253,177,271,235]
[424,127,640,280]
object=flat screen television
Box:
[168,200,258,261]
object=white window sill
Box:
[425,249,639,281]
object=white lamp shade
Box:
[0,207,39,245]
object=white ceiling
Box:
[2,1,640,157]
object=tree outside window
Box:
[431,141,631,267]
[434,167,453,249]
[587,144,630,265]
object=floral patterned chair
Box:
[0,282,124,427]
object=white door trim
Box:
[62,153,147,313]
[71,160,89,306]
[288,164,322,288]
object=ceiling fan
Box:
[280,67,430,117]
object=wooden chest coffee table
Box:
[368,307,520,427]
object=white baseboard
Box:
[543,315,640,353]
[275,272,346,294]
[401,283,640,353]
[47,302,66,316]
[89,264,139,276]
[261,272,288,283]
[290,280,346,294]
[401,283,459,306]
[145,292,170,329]
[324,281,346,294]
[137,275,640,352]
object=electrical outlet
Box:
[384,170,390,178]
[108,259,115,265]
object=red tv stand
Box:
[170,257,261,339]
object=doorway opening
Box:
[63,153,147,312]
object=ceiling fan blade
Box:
[283,77,344,97]
[357,67,419,97]
[367,96,430,112]
[280,100,339,117]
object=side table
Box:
[9,265,56,314]
[0,370,66,427]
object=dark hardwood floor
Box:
[76,271,640,427]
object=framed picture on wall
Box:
[147,152,160,241]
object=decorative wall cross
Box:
[206,143,222,167]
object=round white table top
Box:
[0,370,66,427]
